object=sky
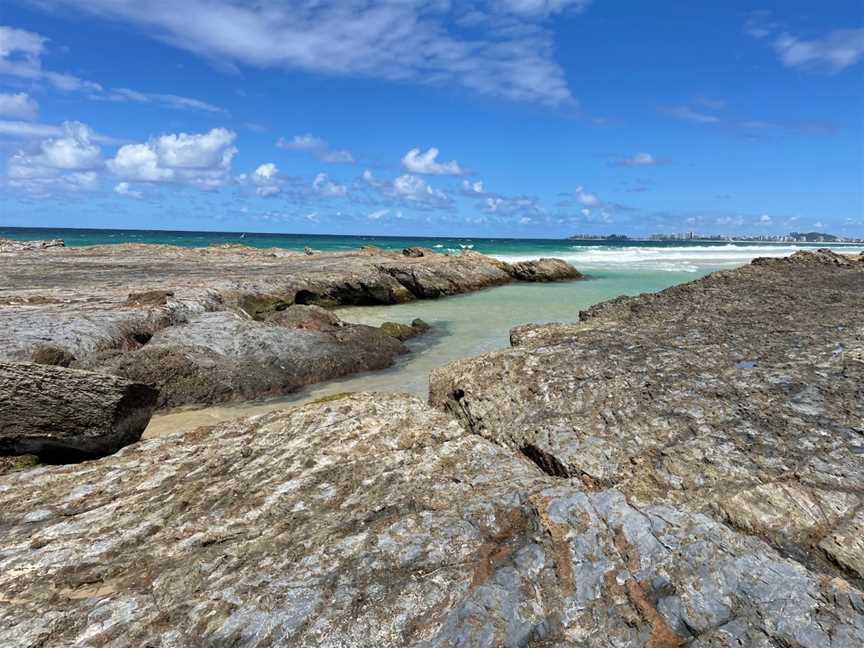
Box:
[0,1,862,238]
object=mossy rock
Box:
[379,322,417,341]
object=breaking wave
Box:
[494,244,864,273]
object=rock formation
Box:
[431,249,864,583]
[0,242,579,409]
[0,362,158,461]
[1,392,861,646]
[1,249,859,646]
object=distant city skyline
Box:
[0,1,862,238]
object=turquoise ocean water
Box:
[4,227,860,433]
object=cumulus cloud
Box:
[312,172,347,197]
[460,179,486,195]
[362,169,451,209]
[238,162,282,196]
[34,1,582,105]
[6,121,103,193]
[277,134,354,163]
[616,152,658,167]
[482,195,542,218]
[773,29,864,73]
[759,214,772,224]
[574,185,600,207]
[0,92,37,120]
[108,127,237,189]
[401,147,463,175]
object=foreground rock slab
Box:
[0,362,158,461]
[431,249,864,583]
[1,393,861,647]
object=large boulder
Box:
[0,362,158,461]
[83,310,407,408]
[508,257,583,282]
[0,393,861,646]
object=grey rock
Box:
[431,249,864,583]
[0,361,157,461]
[0,394,860,646]
[81,310,407,408]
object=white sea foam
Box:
[494,244,864,273]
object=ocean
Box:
[4,226,860,435]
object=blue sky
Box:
[0,1,862,238]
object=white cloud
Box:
[114,181,142,198]
[367,208,388,220]
[499,0,592,16]
[661,105,721,124]
[773,29,864,73]
[363,170,451,209]
[6,122,104,193]
[759,214,772,224]
[238,162,281,196]
[312,172,347,197]
[108,127,237,189]
[574,185,600,207]
[482,195,542,218]
[0,92,37,120]
[617,152,657,167]
[105,88,226,114]
[0,25,102,93]
[401,147,463,175]
[277,134,354,163]
[461,179,485,195]
[35,1,581,105]
[0,119,121,143]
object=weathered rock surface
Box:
[2,393,862,647]
[0,362,158,461]
[431,249,864,586]
[380,318,432,341]
[78,308,408,408]
[0,243,578,408]
[509,257,583,282]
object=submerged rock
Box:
[0,393,861,646]
[0,362,158,461]
[380,318,432,341]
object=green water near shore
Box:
[145,269,707,436]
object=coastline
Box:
[1,248,861,645]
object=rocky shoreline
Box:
[1,248,862,646]
[0,240,580,416]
